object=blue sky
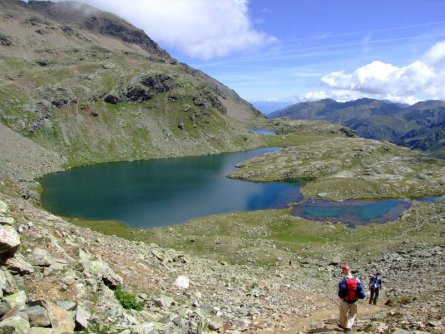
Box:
[62,0,445,112]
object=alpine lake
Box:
[40,146,443,228]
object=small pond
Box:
[415,194,445,203]
[292,199,412,227]
[250,129,277,135]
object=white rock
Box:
[174,275,190,289]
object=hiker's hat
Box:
[341,264,349,272]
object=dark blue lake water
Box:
[40,148,302,228]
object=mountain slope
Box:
[270,98,445,158]
[0,0,264,167]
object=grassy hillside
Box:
[0,0,264,167]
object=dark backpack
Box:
[370,276,380,290]
[344,277,358,302]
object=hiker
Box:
[338,264,366,332]
[368,271,383,305]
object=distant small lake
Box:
[40,148,302,228]
[292,199,412,227]
[250,129,277,135]
[416,194,445,203]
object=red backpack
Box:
[344,277,358,302]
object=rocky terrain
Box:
[229,122,445,201]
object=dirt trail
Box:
[260,296,387,333]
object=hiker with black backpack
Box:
[368,271,383,305]
[338,264,366,332]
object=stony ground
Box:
[0,191,443,333]
[228,135,445,201]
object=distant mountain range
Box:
[270,98,445,159]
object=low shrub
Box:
[114,286,144,311]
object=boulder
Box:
[75,303,91,330]
[0,33,12,46]
[155,295,175,309]
[0,313,30,333]
[4,290,27,310]
[104,94,120,104]
[80,251,123,289]
[0,269,18,296]
[140,74,176,93]
[0,301,11,318]
[44,301,75,333]
[0,225,21,256]
[28,328,55,334]
[0,200,8,215]
[56,300,77,312]
[174,275,190,289]
[25,305,51,327]
[6,253,35,275]
[124,85,152,103]
[29,248,52,267]
[0,217,14,225]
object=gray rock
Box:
[0,268,18,296]
[428,320,442,327]
[0,313,30,333]
[29,248,53,267]
[0,216,14,225]
[0,225,21,255]
[0,301,11,318]
[56,300,77,312]
[44,301,76,333]
[0,200,8,215]
[208,319,222,331]
[4,290,27,310]
[75,303,91,330]
[25,305,51,327]
[155,295,175,309]
[6,253,35,275]
[80,253,123,289]
[28,328,55,334]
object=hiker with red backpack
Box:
[338,264,366,332]
[368,271,383,305]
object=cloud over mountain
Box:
[301,40,445,104]
[61,0,275,59]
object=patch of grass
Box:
[66,217,154,242]
[114,286,144,311]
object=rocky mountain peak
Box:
[21,0,171,59]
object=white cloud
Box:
[61,0,275,59]
[301,40,445,104]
